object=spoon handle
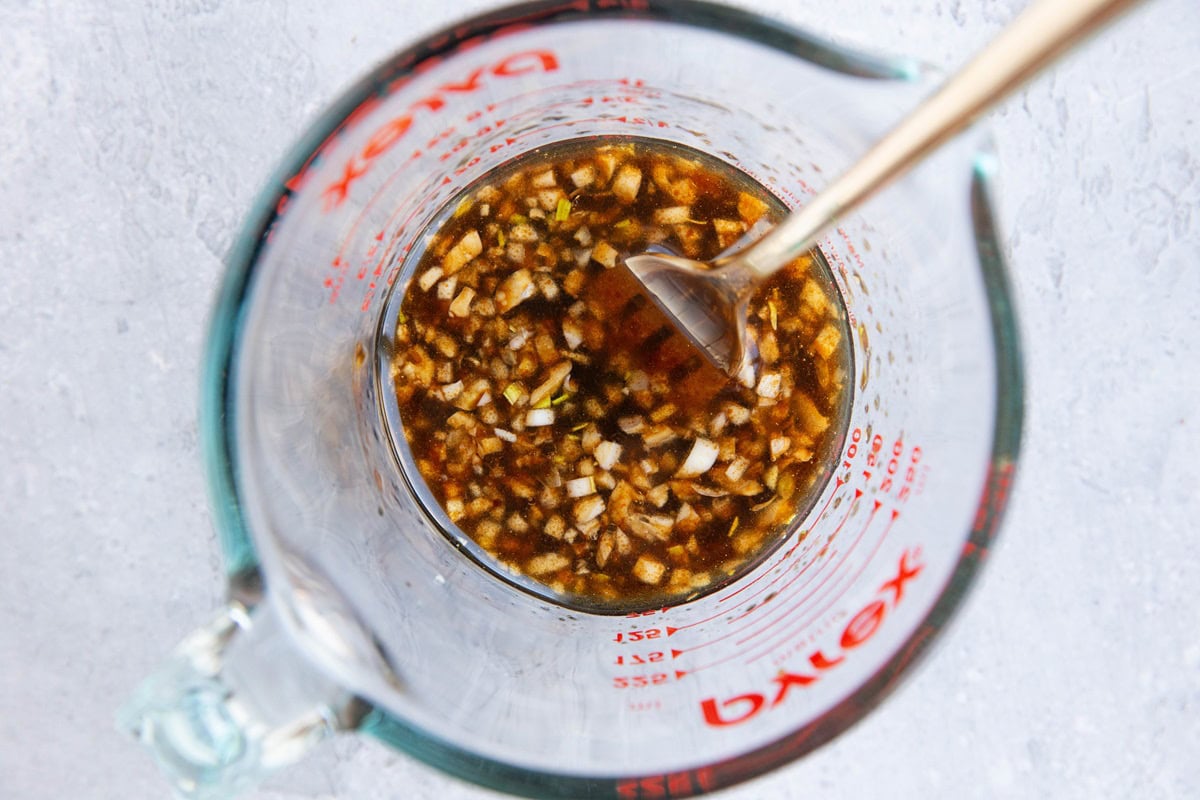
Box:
[738,0,1146,279]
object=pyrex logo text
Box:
[700,549,923,727]
[321,49,559,209]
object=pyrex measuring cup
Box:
[120,2,1023,798]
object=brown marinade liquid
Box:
[390,137,851,612]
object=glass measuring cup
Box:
[119,2,1023,798]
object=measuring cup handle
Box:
[117,598,360,800]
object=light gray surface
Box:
[2,1,1197,798]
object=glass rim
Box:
[201,1,1024,796]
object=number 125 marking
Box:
[615,652,664,666]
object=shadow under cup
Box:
[203,2,1022,797]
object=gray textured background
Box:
[2,1,1198,798]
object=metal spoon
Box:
[626,0,1145,377]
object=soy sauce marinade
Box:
[391,137,851,610]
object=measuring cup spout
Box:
[117,596,363,799]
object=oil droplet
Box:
[857,322,871,390]
[857,322,870,352]
[853,272,870,296]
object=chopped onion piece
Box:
[477,437,503,456]
[594,440,623,471]
[574,494,606,524]
[591,241,619,269]
[813,323,841,360]
[618,415,645,434]
[527,552,570,576]
[494,427,517,442]
[632,555,666,585]
[709,411,728,436]
[756,372,782,399]
[534,272,559,301]
[642,425,677,448]
[625,513,674,542]
[770,436,792,459]
[676,438,719,477]
[580,424,602,453]
[448,286,475,317]
[725,456,750,482]
[527,362,572,408]
[508,329,531,349]
[612,164,642,204]
[544,515,566,539]
[440,380,464,401]
[495,268,537,313]
[570,165,595,188]
[442,230,483,275]
[725,403,751,425]
[537,188,564,212]
[525,408,555,427]
[653,206,691,225]
[509,223,538,243]
[562,318,584,350]
[596,531,615,567]
[417,266,443,291]
[436,275,458,300]
[565,475,596,497]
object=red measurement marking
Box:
[837,225,867,273]
[613,627,664,644]
[612,670,686,689]
[731,161,804,212]
[483,77,657,118]
[337,80,654,256]
[733,498,880,650]
[615,767,716,799]
[356,81,654,257]
[819,237,858,328]
[698,548,924,728]
[626,699,663,713]
[669,490,862,659]
[614,651,665,666]
[716,476,844,607]
[330,85,649,307]
[625,607,670,619]
[714,476,845,611]
[327,78,661,307]
[746,506,898,664]
[322,49,560,208]
[336,108,620,308]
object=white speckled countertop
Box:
[2,1,1198,798]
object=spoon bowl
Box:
[624,0,1143,377]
